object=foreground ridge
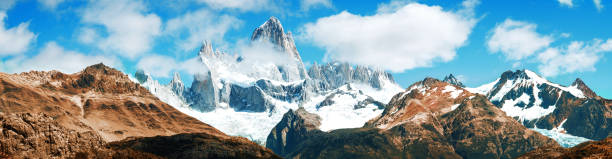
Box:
[0,63,279,158]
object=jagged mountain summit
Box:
[0,63,278,158]
[443,74,465,87]
[251,16,308,82]
[267,77,559,159]
[466,69,611,145]
[137,17,403,144]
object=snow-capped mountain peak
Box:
[570,78,597,98]
[462,69,611,147]
[489,69,586,102]
[251,17,300,60]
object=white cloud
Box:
[1,42,121,73]
[137,55,178,78]
[593,0,603,11]
[37,0,65,10]
[0,0,18,10]
[196,0,276,12]
[301,2,476,73]
[237,40,295,67]
[77,27,98,44]
[537,39,612,76]
[301,0,332,11]
[377,0,414,13]
[165,9,241,52]
[487,19,553,60]
[137,55,209,78]
[560,33,571,38]
[0,11,36,56]
[81,0,161,59]
[558,0,573,7]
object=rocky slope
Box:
[467,70,611,141]
[103,133,282,159]
[517,137,612,159]
[0,63,278,158]
[0,63,219,142]
[266,107,325,156]
[267,78,559,159]
[0,112,104,158]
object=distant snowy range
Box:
[133,17,596,147]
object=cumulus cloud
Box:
[77,27,99,44]
[137,56,209,78]
[0,11,36,56]
[165,9,241,52]
[237,40,295,66]
[0,0,18,10]
[136,55,178,78]
[37,0,65,10]
[487,19,553,60]
[558,0,573,7]
[301,2,477,73]
[1,42,121,73]
[81,0,161,59]
[593,0,603,11]
[537,39,612,76]
[196,0,277,12]
[300,0,332,11]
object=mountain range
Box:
[137,17,403,144]
[138,17,610,148]
[1,16,610,158]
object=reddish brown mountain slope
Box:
[0,63,218,141]
[0,63,279,158]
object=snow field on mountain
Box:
[500,93,556,121]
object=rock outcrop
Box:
[0,113,104,158]
[104,133,282,159]
[443,74,465,87]
[266,108,324,156]
[517,137,612,159]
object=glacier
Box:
[530,128,591,148]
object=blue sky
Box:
[0,0,611,98]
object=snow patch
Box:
[500,93,556,121]
[442,85,463,99]
[450,104,460,111]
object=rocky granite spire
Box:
[250,16,308,81]
[198,40,214,57]
[250,17,300,59]
[443,74,465,87]
[170,72,185,96]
